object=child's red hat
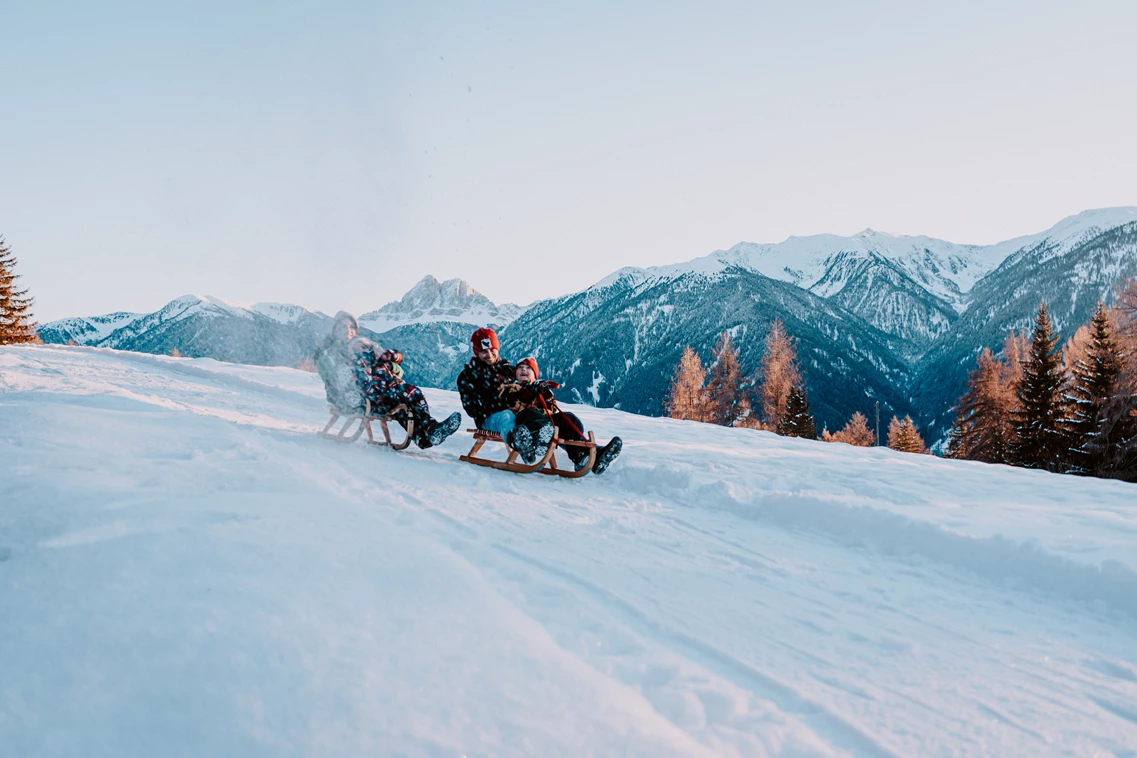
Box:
[517,356,539,379]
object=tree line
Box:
[665,320,927,453]
[946,279,1137,481]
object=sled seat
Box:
[317,400,413,450]
[459,428,597,477]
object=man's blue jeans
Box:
[482,410,516,438]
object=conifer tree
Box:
[0,236,37,344]
[780,386,816,439]
[1064,302,1122,473]
[887,415,925,453]
[759,319,801,433]
[1078,283,1137,480]
[946,349,1011,463]
[841,411,874,446]
[666,346,711,422]
[1011,303,1070,471]
[821,411,874,446]
[706,331,743,426]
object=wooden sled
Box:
[317,401,413,450]
[459,428,597,478]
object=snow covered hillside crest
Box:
[3,344,1137,756]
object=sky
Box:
[3,0,1136,322]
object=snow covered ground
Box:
[2,345,1137,757]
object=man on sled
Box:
[315,312,461,449]
[456,327,622,474]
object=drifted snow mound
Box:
[2,345,1137,757]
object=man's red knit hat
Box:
[470,327,500,351]
[517,356,539,379]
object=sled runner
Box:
[318,400,413,450]
[459,429,597,477]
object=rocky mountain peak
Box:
[358,276,522,332]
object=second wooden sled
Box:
[317,400,414,450]
[459,428,597,478]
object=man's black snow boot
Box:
[508,425,536,464]
[592,436,622,475]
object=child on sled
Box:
[489,357,622,474]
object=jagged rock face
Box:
[817,252,959,349]
[358,275,522,333]
[502,268,914,432]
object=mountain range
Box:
[39,277,520,391]
[40,208,1137,441]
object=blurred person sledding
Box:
[314,311,461,450]
[456,327,621,476]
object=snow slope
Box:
[3,345,1137,757]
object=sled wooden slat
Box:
[317,401,413,451]
[459,429,596,477]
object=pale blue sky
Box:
[4,0,1136,321]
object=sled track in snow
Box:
[490,541,901,758]
[617,463,1137,619]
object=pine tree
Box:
[666,346,711,422]
[887,415,925,453]
[759,319,801,433]
[1064,303,1122,473]
[1011,303,1070,471]
[780,386,816,439]
[1079,282,1137,480]
[706,331,743,426]
[944,413,970,459]
[0,236,37,344]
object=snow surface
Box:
[3,345,1137,757]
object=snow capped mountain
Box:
[358,275,522,333]
[37,279,520,387]
[37,311,143,345]
[251,302,323,325]
[599,207,1137,303]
